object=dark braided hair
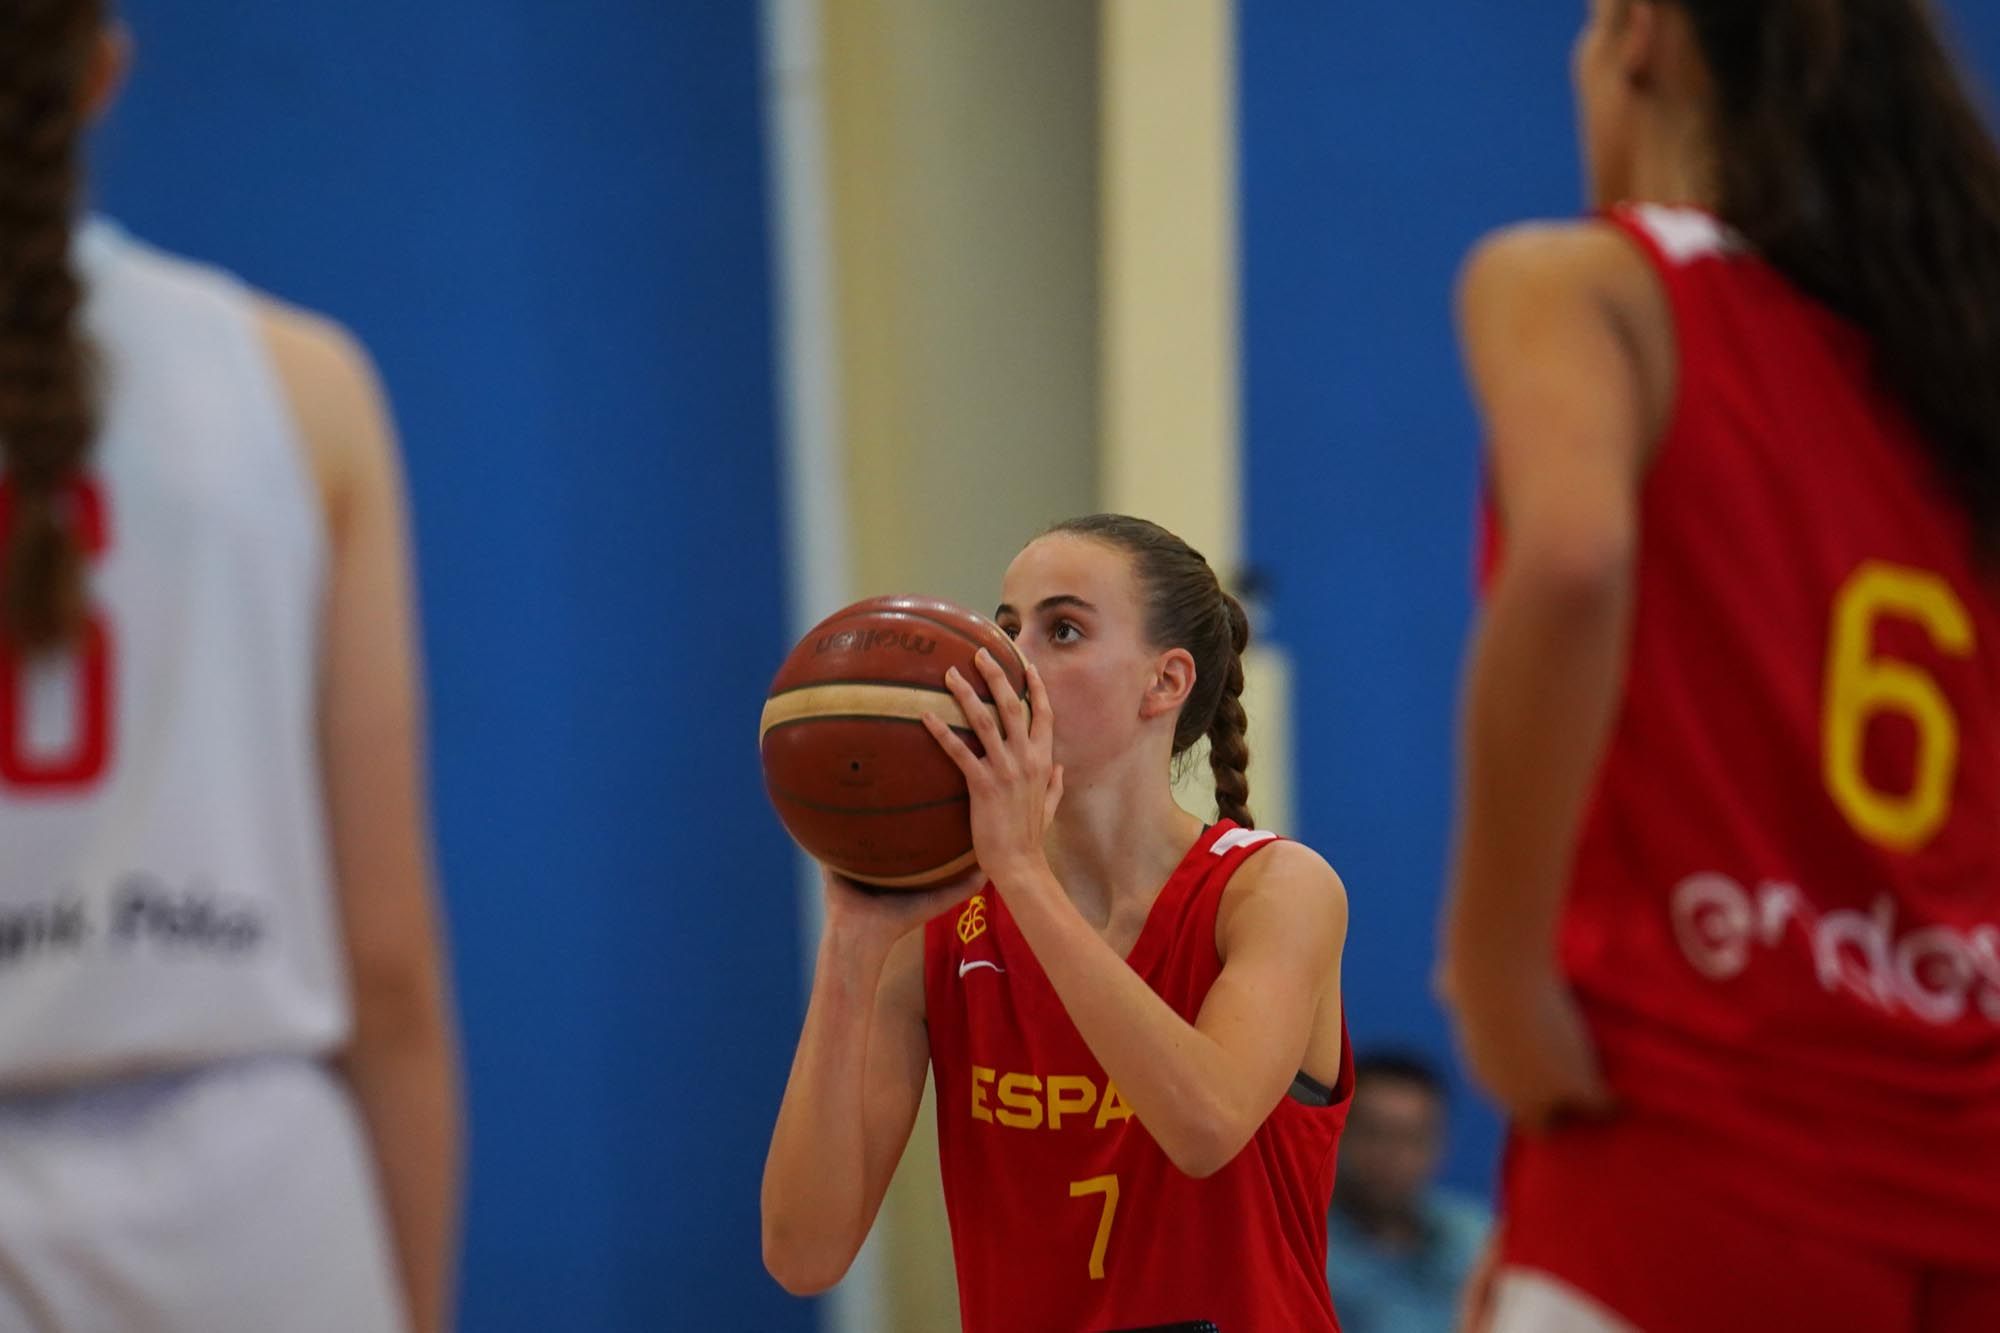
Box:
[1048,514,1256,828]
[1658,0,2000,561]
[0,0,100,654]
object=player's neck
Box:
[1621,113,1720,213]
[1045,767,1204,931]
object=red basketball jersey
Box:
[1486,205,2000,1266]
[923,821,1353,1333]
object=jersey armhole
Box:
[1209,836,1348,1111]
[1595,208,1701,471]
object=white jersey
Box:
[0,219,347,1091]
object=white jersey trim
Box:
[1627,204,1741,265]
[1211,827,1278,857]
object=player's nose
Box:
[1010,637,1045,678]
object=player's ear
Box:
[1139,647,1196,723]
[1619,0,1668,93]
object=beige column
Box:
[1098,0,1291,837]
[817,3,1101,1328]
[1099,0,1239,572]
[825,0,1102,614]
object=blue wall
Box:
[94,5,806,1330]
[1238,2,2000,1196]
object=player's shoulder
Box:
[1217,835,1347,936]
[87,223,361,366]
[254,295,379,401]
[252,295,396,522]
[1458,217,1662,320]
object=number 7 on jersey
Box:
[1070,1174,1120,1280]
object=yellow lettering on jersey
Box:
[1045,1075,1097,1129]
[1095,1081,1134,1129]
[965,1069,1141,1132]
[996,1073,1044,1129]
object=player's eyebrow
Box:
[995,595,1098,620]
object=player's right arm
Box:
[761,870,972,1295]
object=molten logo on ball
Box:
[815,628,938,657]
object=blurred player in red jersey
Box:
[1441,2,2000,1330]
[763,515,1354,1332]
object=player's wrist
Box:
[816,913,898,973]
[985,854,1059,904]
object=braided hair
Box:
[0,0,100,654]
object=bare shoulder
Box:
[1218,840,1349,947]
[253,295,396,526]
[1458,219,1676,445]
[255,295,381,413]
[1458,219,1664,325]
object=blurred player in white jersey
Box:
[0,4,460,1330]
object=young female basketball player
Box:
[0,6,460,1331]
[1441,2,2000,1330]
[764,515,1353,1331]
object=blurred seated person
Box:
[1327,1050,1491,1333]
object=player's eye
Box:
[1051,619,1083,645]
[999,621,1021,640]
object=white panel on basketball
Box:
[759,682,995,743]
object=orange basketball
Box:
[759,595,1029,888]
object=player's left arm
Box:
[1437,221,1668,1128]
[1004,842,1347,1179]
[265,299,464,1333]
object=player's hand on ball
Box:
[923,652,1064,886]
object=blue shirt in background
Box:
[1326,1189,1492,1333]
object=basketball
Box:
[759,595,1029,888]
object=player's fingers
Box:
[943,666,1004,757]
[1556,1013,1616,1117]
[1025,660,1054,747]
[974,649,1025,742]
[922,711,984,782]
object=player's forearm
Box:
[760,928,889,1292]
[1443,553,1633,996]
[340,980,462,1333]
[999,865,1256,1178]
